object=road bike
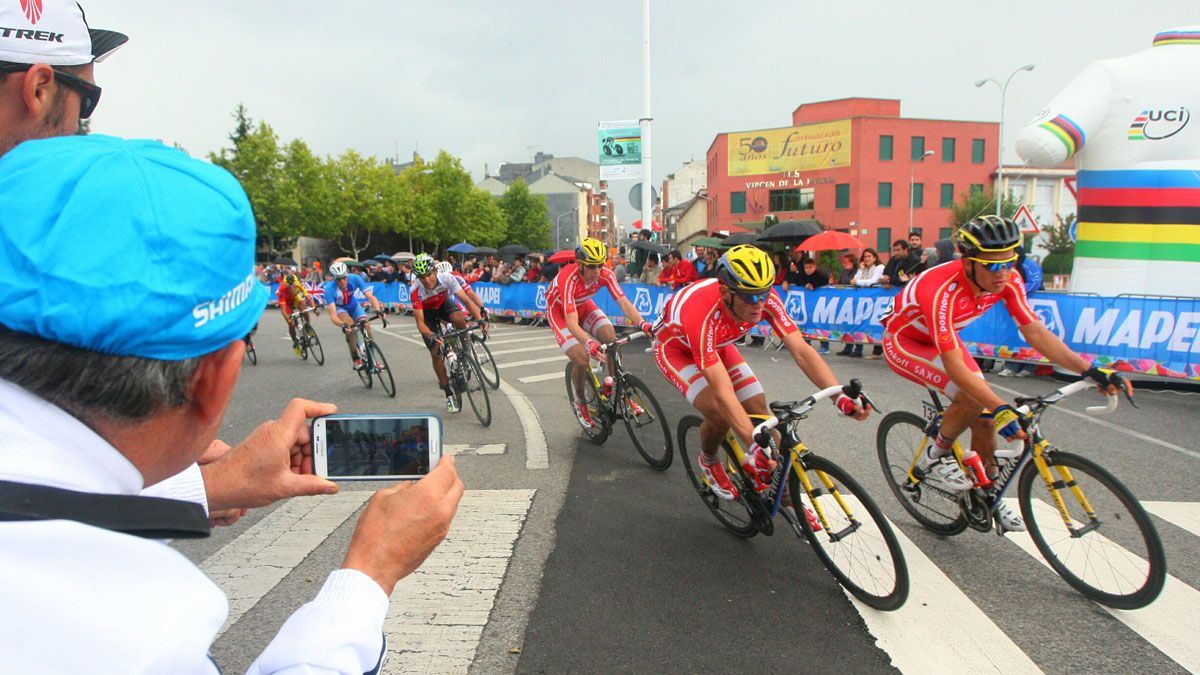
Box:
[243,325,258,366]
[290,305,324,366]
[564,331,672,470]
[678,380,908,610]
[469,328,500,389]
[345,313,395,397]
[876,379,1165,609]
[440,323,492,426]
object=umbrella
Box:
[631,219,663,232]
[390,251,415,260]
[721,232,761,247]
[756,220,823,244]
[371,254,394,263]
[362,259,382,267]
[447,242,476,254]
[274,256,297,267]
[473,246,499,256]
[499,244,530,256]
[341,260,366,269]
[688,236,726,248]
[548,249,576,264]
[630,239,670,254]
[800,230,865,251]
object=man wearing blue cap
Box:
[0,135,464,673]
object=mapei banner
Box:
[727,120,852,177]
[282,282,1200,381]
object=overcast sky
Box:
[84,1,1195,227]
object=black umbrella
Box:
[721,232,761,248]
[499,244,530,256]
[473,246,499,256]
[756,220,823,244]
[274,256,297,266]
[630,239,670,254]
[362,259,382,267]
[371,254,394,263]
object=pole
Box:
[908,168,915,233]
[639,0,653,243]
[996,90,1005,217]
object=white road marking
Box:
[479,335,554,346]
[1002,498,1200,673]
[1142,501,1200,539]
[991,383,1200,461]
[500,379,549,470]
[497,355,567,369]
[384,489,535,673]
[445,443,507,456]
[850,513,1042,674]
[518,372,565,384]
[200,491,372,638]
[488,344,561,356]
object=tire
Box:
[676,415,757,538]
[564,362,611,443]
[1017,450,1166,609]
[619,374,672,470]
[305,324,324,366]
[789,454,910,611]
[462,350,492,426]
[471,333,500,389]
[876,411,968,535]
[368,342,395,398]
[355,332,371,388]
[245,340,257,366]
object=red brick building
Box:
[705,98,999,250]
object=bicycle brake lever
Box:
[859,392,882,414]
[1123,389,1139,409]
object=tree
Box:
[210,119,299,256]
[498,179,550,249]
[948,188,1021,228]
[327,150,395,259]
[1041,213,1077,275]
[422,151,505,249]
[284,139,336,238]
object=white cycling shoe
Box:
[915,449,974,491]
[993,500,1026,532]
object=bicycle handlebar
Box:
[600,331,646,353]
[1015,378,1118,416]
[756,379,872,446]
[439,322,485,341]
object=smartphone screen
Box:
[314,414,440,480]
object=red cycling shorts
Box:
[882,329,982,399]
[653,338,764,405]
[548,300,613,352]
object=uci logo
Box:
[784,291,808,324]
[1029,299,1066,339]
[535,285,547,310]
[633,287,654,315]
[1129,107,1190,140]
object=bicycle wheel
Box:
[619,374,672,470]
[305,324,324,366]
[462,350,492,426]
[564,362,611,443]
[244,340,257,366]
[368,342,395,397]
[676,415,757,538]
[355,333,372,388]
[789,453,910,611]
[1018,450,1166,610]
[471,333,500,389]
[876,411,967,535]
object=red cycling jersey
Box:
[408,272,462,311]
[883,259,1038,351]
[655,278,798,369]
[546,263,626,315]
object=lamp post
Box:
[554,208,578,250]
[909,149,935,234]
[976,64,1035,217]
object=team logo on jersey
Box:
[1129,107,1190,140]
[633,287,654,316]
[1029,298,1066,339]
[784,290,808,324]
[535,285,547,310]
[21,0,42,23]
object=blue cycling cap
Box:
[0,135,266,360]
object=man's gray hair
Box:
[0,326,202,426]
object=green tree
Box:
[948,188,1021,228]
[327,150,396,259]
[1041,213,1077,275]
[284,139,336,238]
[210,119,299,256]
[422,150,505,249]
[498,179,550,249]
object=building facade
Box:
[705,98,999,250]
[485,153,615,251]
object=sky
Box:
[83,1,1196,228]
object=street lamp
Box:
[554,208,578,250]
[976,64,1035,217]
[909,149,935,234]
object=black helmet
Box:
[956,215,1021,255]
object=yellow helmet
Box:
[576,237,608,265]
[717,245,775,292]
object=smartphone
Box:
[311,413,442,481]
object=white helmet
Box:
[435,261,453,275]
[329,261,349,278]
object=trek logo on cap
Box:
[21,0,42,24]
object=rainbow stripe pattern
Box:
[1128,111,1149,140]
[1038,114,1085,156]
[1153,30,1200,47]
[1076,169,1200,263]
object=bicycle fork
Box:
[1031,442,1101,536]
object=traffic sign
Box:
[629,183,659,211]
[1012,205,1039,234]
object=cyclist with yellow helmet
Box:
[276,272,317,356]
[547,237,654,429]
[881,215,1133,531]
[652,245,870,505]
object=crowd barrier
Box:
[269,281,1200,381]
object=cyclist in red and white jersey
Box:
[437,260,488,322]
[549,238,653,429]
[410,254,485,413]
[882,215,1133,531]
[652,245,870,506]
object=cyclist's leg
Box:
[549,304,591,398]
[424,314,450,388]
[280,304,298,344]
[580,303,617,376]
[339,308,363,360]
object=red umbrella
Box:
[632,219,663,232]
[548,249,575,264]
[799,230,864,251]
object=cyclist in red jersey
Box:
[437,260,489,323]
[882,215,1133,531]
[549,238,653,429]
[652,245,870,504]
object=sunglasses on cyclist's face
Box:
[967,253,1019,273]
[0,63,101,119]
[734,290,769,305]
[580,262,603,270]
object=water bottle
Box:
[600,376,614,399]
[960,450,992,489]
[445,348,457,372]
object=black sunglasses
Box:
[0,63,102,119]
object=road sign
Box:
[1012,205,1039,234]
[628,183,658,211]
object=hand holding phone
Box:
[312,414,443,481]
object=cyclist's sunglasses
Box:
[734,290,770,304]
[580,262,603,270]
[0,63,101,119]
[966,253,1019,272]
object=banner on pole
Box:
[598,120,642,180]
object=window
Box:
[911,183,924,208]
[768,187,814,212]
[835,183,850,209]
[971,138,986,164]
[939,227,953,240]
[878,182,893,207]
[942,137,956,162]
[911,136,926,160]
[877,227,892,251]
[879,135,893,161]
[940,183,955,208]
[730,191,746,214]
[970,184,984,196]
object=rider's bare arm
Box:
[614,296,646,327]
[1018,323,1092,374]
[414,308,434,340]
[364,289,384,313]
[781,330,838,390]
[326,303,342,327]
[454,289,483,322]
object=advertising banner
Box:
[727,120,852,177]
[598,120,642,180]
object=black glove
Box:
[1083,366,1124,391]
